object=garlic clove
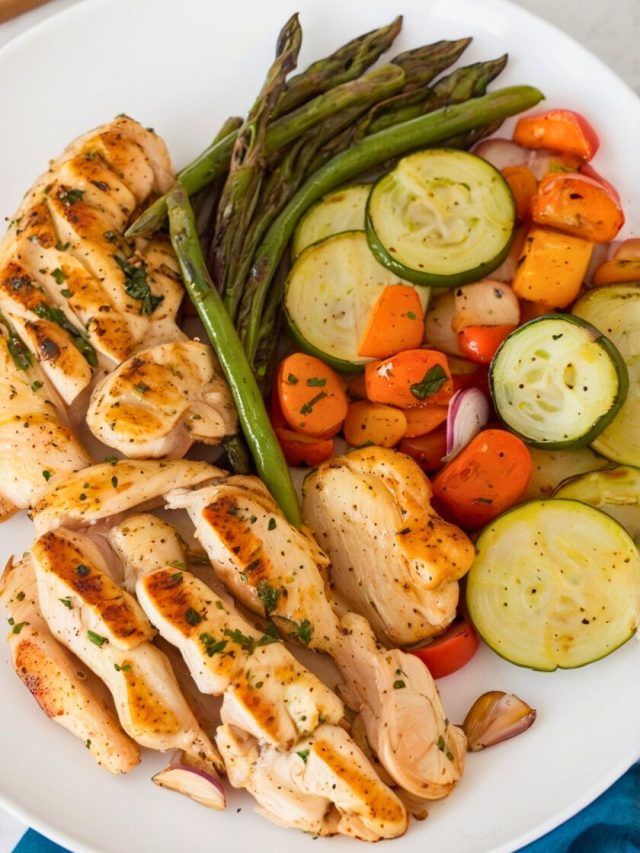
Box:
[463,690,536,752]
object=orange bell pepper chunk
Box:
[403,404,449,438]
[531,173,624,243]
[501,165,538,222]
[358,285,425,358]
[512,226,593,308]
[365,349,453,409]
[514,109,599,161]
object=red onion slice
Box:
[472,138,528,171]
[152,755,226,810]
[444,388,490,462]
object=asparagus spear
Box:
[211,14,302,298]
[240,85,544,363]
[391,38,471,89]
[167,184,300,527]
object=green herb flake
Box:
[115,255,163,316]
[42,469,52,481]
[134,381,150,394]
[436,735,447,752]
[257,580,280,615]
[185,608,203,626]
[87,630,108,647]
[31,380,43,392]
[84,739,91,750]
[306,377,326,387]
[223,627,279,655]
[168,560,185,570]
[111,476,118,488]
[59,597,73,609]
[104,456,119,465]
[297,749,310,763]
[57,188,84,207]
[32,302,97,367]
[200,632,228,657]
[16,592,25,602]
[410,364,448,401]
[403,311,418,320]
[300,391,327,415]
[288,619,313,647]
[60,289,73,298]
[393,679,406,689]
[75,564,90,577]
[12,621,28,635]
[268,518,277,531]
[114,662,132,672]
[55,241,70,252]
[287,373,299,385]
[52,268,67,284]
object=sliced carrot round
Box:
[277,353,348,438]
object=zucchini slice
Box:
[554,466,640,545]
[522,446,609,501]
[466,499,640,671]
[284,231,429,372]
[490,314,628,449]
[292,184,370,259]
[572,284,640,466]
[366,149,515,287]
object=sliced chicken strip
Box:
[336,612,466,800]
[302,447,475,646]
[218,723,408,841]
[136,565,343,748]
[109,513,188,592]
[0,556,139,774]
[32,459,225,535]
[31,527,224,779]
[87,341,237,458]
[0,326,90,520]
[167,478,339,654]
[169,477,467,800]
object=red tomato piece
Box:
[275,427,334,467]
[457,324,517,365]
[409,619,479,679]
[513,109,599,161]
[398,426,447,473]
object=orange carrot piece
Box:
[403,404,449,438]
[592,258,640,287]
[501,165,538,222]
[532,173,624,243]
[358,285,425,358]
[275,428,334,467]
[432,429,532,529]
[343,401,407,448]
[365,349,453,409]
[277,353,348,438]
[513,109,599,160]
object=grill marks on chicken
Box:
[302,447,475,646]
[0,116,183,410]
[0,327,90,519]
[87,341,238,458]
[0,556,139,774]
[30,526,223,775]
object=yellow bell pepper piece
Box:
[512,227,593,308]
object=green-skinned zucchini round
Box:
[365,149,515,287]
[292,184,370,259]
[490,314,628,449]
[466,499,640,671]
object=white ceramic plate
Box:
[1,0,639,851]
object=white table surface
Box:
[0,0,638,850]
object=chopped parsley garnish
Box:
[268,518,277,531]
[84,739,91,749]
[12,621,28,635]
[104,456,119,465]
[200,632,228,657]
[168,560,185,570]
[55,241,70,252]
[257,580,280,615]
[52,268,67,284]
[31,380,43,392]
[42,469,52,481]
[57,188,84,207]
[60,289,73,298]
[393,679,406,689]
[223,628,279,655]
[403,311,417,320]
[288,618,313,647]
[185,608,203,626]
[111,476,118,488]
[296,749,310,763]
[300,392,327,415]
[115,255,163,316]
[186,551,209,565]
[134,381,150,393]
[0,311,33,370]
[32,302,97,367]
[436,735,454,761]
[87,630,107,647]
[75,564,90,577]
[59,597,73,609]
[410,364,448,401]
[306,377,326,387]
[114,663,132,672]
[287,373,299,384]
[103,230,118,243]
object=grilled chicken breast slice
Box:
[32,459,225,534]
[336,612,466,799]
[0,328,90,519]
[136,566,343,749]
[0,556,139,774]
[0,117,183,406]
[87,341,237,458]
[166,478,339,654]
[302,447,475,646]
[30,528,223,776]
[109,513,188,591]
[217,723,408,841]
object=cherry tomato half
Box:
[409,618,479,679]
[458,324,517,365]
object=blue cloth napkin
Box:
[13,763,640,853]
